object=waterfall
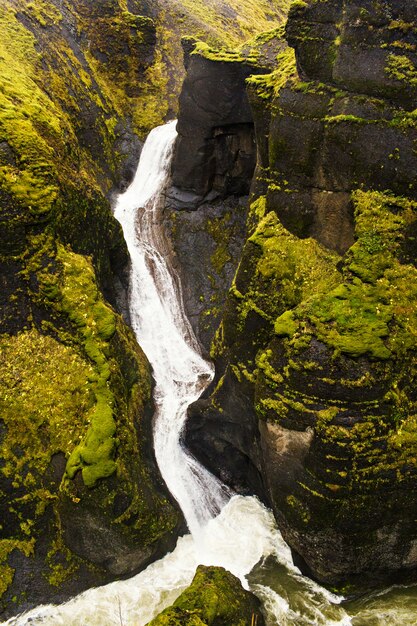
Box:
[113,120,230,534]
[4,122,417,626]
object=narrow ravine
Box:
[5,123,417,626]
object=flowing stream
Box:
[4,122,417,626]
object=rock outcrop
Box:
[147,565,265,626]
[165,30,291,350]
[183,0,417,587]
[170,39,261,205]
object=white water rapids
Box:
[4,122,417,626]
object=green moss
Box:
[167,0,291,49]
[23,1,63,26]
[385,53,417,87]
[286,494,310,524]
[246,47,297,100]
[248,211,340,310]
[49,245,118,487]
[289,0,308,11]
[191,39,257,64]
[206,213,233,276]
[274,310,298,337]
[0,5,63,219]
[297,282,392,359]
[324,114,371,125]
[0,539,35,600]
[45,534,80,587]
[388,20,416,34]
[0,329,94,487]
[148,565,263,626]
[268,191,417,361]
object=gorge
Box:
[2,0,417,624]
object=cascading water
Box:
[113,120,230,535]
[4,122,417,626]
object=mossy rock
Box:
[147,565,265,626]
[0,241,182,615]
[286,0,417,105]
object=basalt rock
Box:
[163,196,249,353]
[287,0,417,106]
[170,39,258,205]
[184,0,417,587]
[165,29,291,350]
[170,34,288,206]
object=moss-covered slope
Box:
[184,0,417,587]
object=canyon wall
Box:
[179,0,417,587]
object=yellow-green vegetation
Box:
[190,38,259,64]
[273,190,417,360]
[207,213,232,276]
[23,0,62,26]
[254,190,417,482]
[232,206,340,333]
[243,191,417,548]
[164,0,291,49]
[386,53,417,87]
[0,329,94,488]
[0,540,35,599]
[18,234,147,489]
[186,22,289,69]
[0,4,62,217]
[210,196,339,383]
[54,245,118,487]
[147,565,263,626]
[69,2,167,136]
[247,47,297,100]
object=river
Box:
[4,122,417,626]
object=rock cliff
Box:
[165,29,290,350]
[0,1,182,616]
[182,0,417,587]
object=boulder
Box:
[147,565,265,626]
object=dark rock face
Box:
[287,0,417,106]
[170,39,264,204]
[166,35,290,351]
[263,84,417,255]
[163,196,249,352]
[183,0,417,587]
[258,0,417,256]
